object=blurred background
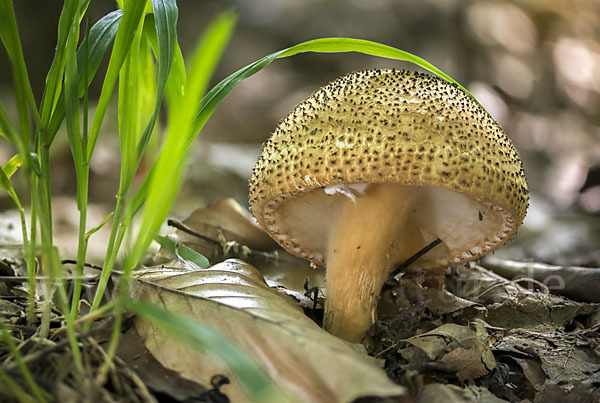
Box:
[0,0,599,265]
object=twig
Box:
[167,218,289,264]
[386,238,442,282]
[62,259,103,271]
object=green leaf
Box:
[192,37,475,142]
[85,212,114,239]
[152,234,210,268]
[124,299,284,402]
[39,0,82,133]
[129,10,237,217]
[2,154,22,179]
[86,0,146,162]
[48,10,124,139]
[0,164,23,211]
[133,0,178,165]
[0,0,41,134]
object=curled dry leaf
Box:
[417,383,507,403]
[400,322,496,381]
[483,256,600,303]
[446,265,599,329]
[493,327,600,385]
[130,259,406,403]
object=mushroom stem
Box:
[324,184,422,342]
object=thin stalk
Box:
[36,142,53,339]
[96,298,123,383]
[89,191,124,312]
[25,176,37,324]
[69,167,89,317]
[47,247,83,371]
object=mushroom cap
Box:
[249,69,528,270]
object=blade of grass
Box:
[153,234,210,268]
[62,3,87,370]
[0,0,41,134]
[85,0,146,163]
[47,10,123,140]
[0,102,26,160]
[134,0,177,166]
[38,0,82,129]
[1,154,22,179]
[124,300,287,402]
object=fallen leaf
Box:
[446,265,599,329]
[401,322,496,380]
[417,383,508,403]
[493,327,600,384]
[130,258,406,402]
[483,256,600,303]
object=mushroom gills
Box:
[274,183,505,269]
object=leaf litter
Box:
[135,198,600,402]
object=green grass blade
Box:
[124,300,285,402]
[38,0,82,131]
[2,154,22,179]
[0,164,22,210]
[133,0,178,165]
[153,234,210,268]
[47,10,123,140]
[0,102,24,154]
[0,0,41,131]
[86,0,146,162]
[117,22,142,185]
[128,10,236,217]
[64,19,83,171]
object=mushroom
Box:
[249,69,528,343]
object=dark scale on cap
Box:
[249,69,529,263]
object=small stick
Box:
[62,259,104,271]
[167,218,288,263]
[387,238,442,282]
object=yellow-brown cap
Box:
[249,69,528,270]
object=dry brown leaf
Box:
[130,258,406,403]
[418,383,507,403]
[447,265,599,329]
[401,322,496,380]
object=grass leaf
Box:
[153,234,210,268]
[0,0,41,133]
[48,10,124,139]
[86,0,146,162]
[2,154,23,179]
[133,0,178,165]
[128,10,236,217]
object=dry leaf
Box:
[401,322,496,380]
[130,259,406,402]
[418,383,507,403]
[447,265,599,329]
